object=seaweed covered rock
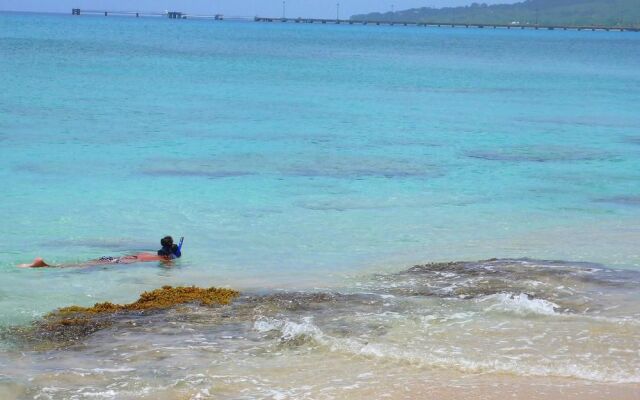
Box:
[55,286,239,316]
[9,286,240,349]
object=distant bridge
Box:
[71,8,227,20]
[254,16,639,32]
[69,10,639,32]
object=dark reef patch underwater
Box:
[139,155,442,180]
[464,146,615,163]
[595,195,640,207]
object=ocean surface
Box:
[0,12,639,399]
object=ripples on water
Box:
[1,259,638,399]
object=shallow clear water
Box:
[2,259,639,398]
[1,12,640,398]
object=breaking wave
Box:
[480,293,560,316]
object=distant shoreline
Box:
[352,0,640,30]
[1,10,637,33]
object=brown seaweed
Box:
[54,286,239,316]
[7,286,240,349]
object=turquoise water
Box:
[1,12,640,320]
[1,13,640,398]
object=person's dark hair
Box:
[160,236,174,248]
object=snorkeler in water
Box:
[157,236,182,259]
[18,236,183,268]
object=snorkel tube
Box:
[178,237,184,252]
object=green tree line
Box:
[351,0,640,27]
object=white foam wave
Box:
[254,316,323,343]
[324,336,640,384]
[253,314,638,384]
[481,293,559,316]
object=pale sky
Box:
[0,0,519,19]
